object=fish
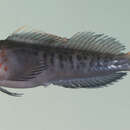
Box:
[0,26,129,97]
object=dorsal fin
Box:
[65,32,125,55]
[7,26,68,45]
[7,27,125,55]
[52,72,127,88]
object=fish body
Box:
[0,27,129,96]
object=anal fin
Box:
[52,72,127,88]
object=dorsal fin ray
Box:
[7,26,68,45]
[7,27,125,55]
[65,32,125,55]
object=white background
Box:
[0,0,130,130]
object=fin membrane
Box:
[0,87,23,97]
[65,32,125,55]
[7,27,125,55]
[7,26,68,45]
[52,72,127,88]
[11,58,48,81]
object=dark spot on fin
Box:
[51,72,127,88]
[0,87,23,97]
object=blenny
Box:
[0,27,129,96]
